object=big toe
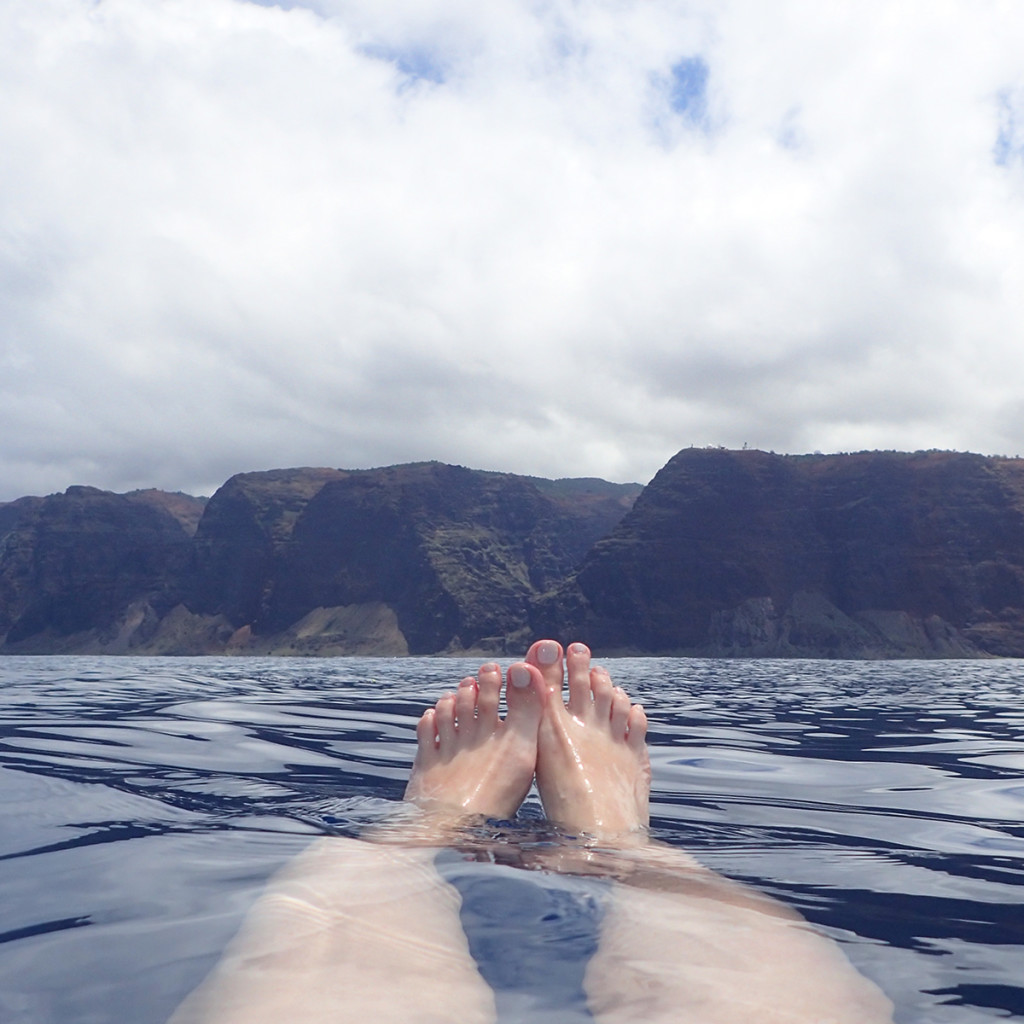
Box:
[506,662,546,735]
[525,639,564,697]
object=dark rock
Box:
[537,448,1024,657]
[0,495,45,541]
[126,490,208,536]
[263,463,641,654]
[11,449,1024,659]
[0,485,194,650]
[187,467,347,627]
[0,464,640,656]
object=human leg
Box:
[170,660,547,1024]
[581,852,895,1024]
[527,640,895,1024]
[168,837,496,1024]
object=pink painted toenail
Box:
[570,643,587,654]
[510,665,531,688]
[537,642,559,665]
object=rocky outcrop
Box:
[126,489,208,536]
[187,467,348,628]
[535,448,1024,657]
[9,450,1024,658]
[259,463,639,655]
[0,465,640,656]
[0,486,202,652]
[0,495,44,540]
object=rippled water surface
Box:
[1,656,1023,1022]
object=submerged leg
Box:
[170,661,547,1024]
[168,838,495,1024]
[583,856,896,1024]
[527,640,895,1024]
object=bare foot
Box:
[529,640,651,838]
[403,660,547,820]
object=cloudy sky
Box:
[3,0,1024,500]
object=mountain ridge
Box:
[5,449,1024,658]
[536,448,1024,657]
[0,462,641,657]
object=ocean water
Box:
[0,655,1022,1023]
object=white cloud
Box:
[2,0,1024,500]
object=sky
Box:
[3,0,1024,500]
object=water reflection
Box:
[0,656,1022,1022]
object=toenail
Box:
[570,643,587,654]
[537,642,559,665]
[510,665,531,688]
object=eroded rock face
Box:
[0,486,199,651]
[187,467,347,628]
[262,463,641,654]
[0,464,640,656]
[8,450,1024,658]
[537,449,1024,657]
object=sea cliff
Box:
[3,450,1024,658]
[536,448,1024,657]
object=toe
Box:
[590,666,614,720]
[435,692,457,750]
[476,663,502,728]
[526,639,564,699]
[626,704,648,750]
[455,676,478,737]
[610,687,631,737]
[415,708,439,761]
[566,642,593,716]
[505,662,546,737]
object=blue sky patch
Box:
[994,88,1022,167]
[362,44,448,88]
[776,107,806,152]
[668,56,709,123]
